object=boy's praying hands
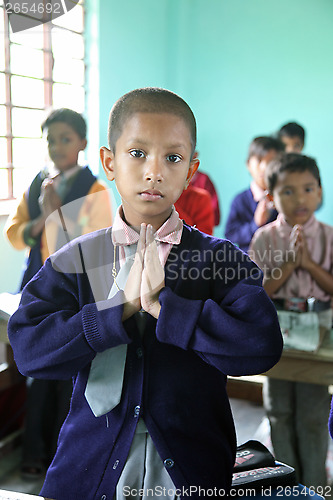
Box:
[123,223,165,321]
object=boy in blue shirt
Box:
[225,136,285,252]
[8,88,283,499]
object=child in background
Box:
[175,183,214,235]
[5,108,112,289]
[5,108,113,479]
[190,155,221,227]
[278,121,305,153]
[250,153,333,487]
[225,136,285,252]
[8,88,282,500]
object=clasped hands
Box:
[288,224,313,270]
[39,178,62,218]
[122,224,165,321]
[254,192,273,227]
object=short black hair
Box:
[247,136,285,162]
[266,153,321,193]
[278,122,305,143]
[41,108,87,139]
[108,87,196,154]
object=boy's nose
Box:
[296,192,305,203]
[144,157,163,183]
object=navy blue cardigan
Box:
[8,224,282,500]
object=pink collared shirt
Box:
[249,213,333,301]
[111,205,183,267]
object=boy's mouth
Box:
[140,189,163,201]
[294,207,308,216]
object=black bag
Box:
[232,440,296,491]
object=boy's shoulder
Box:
[49,226,112,275]
[231,187,252,202]
[182,223,247,255]
[251,219,279,242]
[318,219,333,233]
[229,188,255,211]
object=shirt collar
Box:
[47,164,82,182]
[112,205,183,246]
[276,212,319,237]
[60,164,82,181]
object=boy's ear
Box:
[317,185,323,206]
[81,139,87,151]
[184,155,200,189]
[100,147,115,181]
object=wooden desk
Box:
[264,331,333,386]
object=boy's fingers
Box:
[135,223,146,265]
[145,224,154,247]
[145,225,160,264]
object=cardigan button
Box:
[134,405,141,417]
[101,496,107,500]
[136,347,143,359]
[164,458,174,469]
[136,348,143,358]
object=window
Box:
[0,0,85,202]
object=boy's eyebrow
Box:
[126,138,187,150]
[47,132,74,140]
[281,181,317,188]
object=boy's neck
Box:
[281,212,316,228]
[55,163,80,175]
[120,206,174,232]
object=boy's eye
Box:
[167,154,182,163]
[282,189,292,196]
[130,149,145,158]
[61,137,71,144]
[305,187,314,193]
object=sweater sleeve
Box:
[156,243,283,376]
[4,192,31,250]
[225,193,258,251]
[7,256,131,380]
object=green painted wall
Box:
[93,0,333,234]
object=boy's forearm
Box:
[263,260,296,297]
[304,260,333,296]
[29,214,47,238]
[156,282,283,377]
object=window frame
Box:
[0,2,85,205]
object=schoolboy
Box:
[175,183,214,234]
[250,153,333,488]
[278,121,305,153]
[8,88,283,500]
[5,108,112,478]
[225,136,285,252]
[190,154,221,227]
[5,108,112,289]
